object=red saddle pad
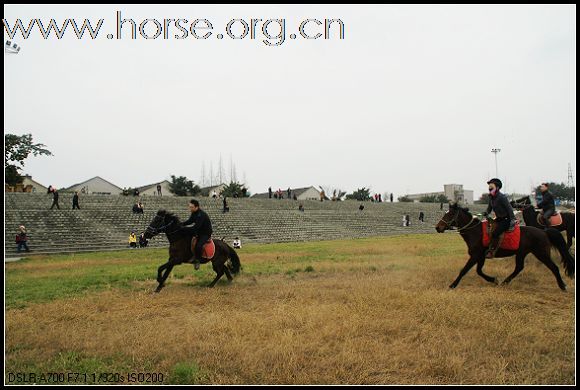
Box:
[537,213,562,227]
[191,238,216,260]
[482,220,521,251]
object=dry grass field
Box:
[5,234,576,385]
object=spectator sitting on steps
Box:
[233,237,242,249]
[139,233,149,248]
[129,231,137,248]
[132,202,144,214]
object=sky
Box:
[3,4,576,198]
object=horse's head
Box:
[144,209,179,239]
[435,202,473,232]
[511,195,533,210]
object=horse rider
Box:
[482,178,516,259]
[536,182,556,229]
[181,199,213,270]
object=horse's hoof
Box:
[559,284,567,291]
[493,278,499,285]
[448,284,456,289]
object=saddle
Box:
[191,237,216,260]
[537,212,562,227]
[482,219,521,250]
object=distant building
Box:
[252,186,322,201]
[5,175,48,193]
[406,184,474,204]
[136,180,173,196]
[65,176,122,195]
[200,183,227,197]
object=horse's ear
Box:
[157,209,166,216]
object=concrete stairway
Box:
[4,193,486,257]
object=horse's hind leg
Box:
[208,269,225,288]
[224,267,233,283]
[533,248,567,291]
[476,257,498,285]
[566,229,574,250]
[501,253,525,286]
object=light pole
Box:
[491,148,501,177]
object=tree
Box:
[398,195,414,203]
[419,194,449,203]
[5,133,52,186]
[345,187,371,201]
[535,182,575,202]
[168,175,201,196]
[221,181,249,198]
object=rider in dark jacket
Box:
[182,199,213,270]
[536,183,556,228]
[483,178,516,258]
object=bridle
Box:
[146,215,176,236]
[438,209,481,233]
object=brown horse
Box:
[435,203,574,290]
[511,195,575,249]
[143,210,241,292]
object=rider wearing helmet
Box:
[536,182,556,229]
[482,178,516,258]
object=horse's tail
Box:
[546,228,575,278]
[227,244,241,275]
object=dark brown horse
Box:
[143,210,241,292]
[511,195,575,249]
[435,203,574,290]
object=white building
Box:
[16,175,48,193]
[136,180,174,196]
[406,184,474,204]
[252,186,322,200]
[65,176,123,195]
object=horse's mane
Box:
[515,195,531,204]
[450,202,473,218]
[158,210,182,224]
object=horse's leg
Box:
[533,249,567,291]
[476,257,498,284]
[566,228,574,250]
[449,256,478,289]
[501,253,525,286]
[208,262,225,288]
[157,261,169,284]
[224,267,234,283]
[155,262,175,293]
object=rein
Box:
[146,218,177,236]
[438,209,482,233]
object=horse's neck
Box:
[164,221,184,243]
[522,207,538,225]
[458,216,481,243]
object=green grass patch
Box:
[167,362,207,385]
[6,234,465,309]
